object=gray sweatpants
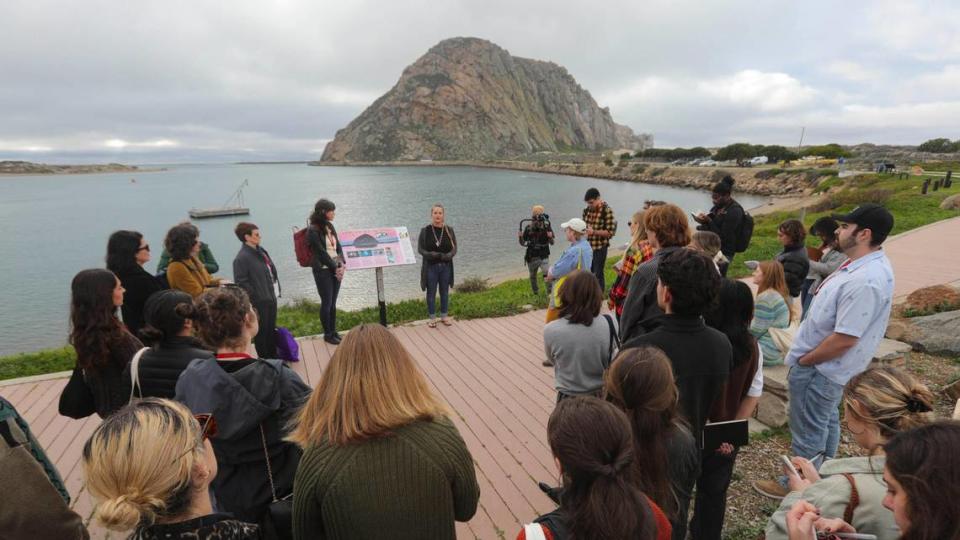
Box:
[527,257,550,294]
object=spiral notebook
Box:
[701,419,749,451]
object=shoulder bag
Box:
[259,423,293,540]
[127,347,151,403]
[58,366,96,419]
[602,313,620,369]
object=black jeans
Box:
[688,448,739,540]
[252,298,278,358]
[591,246,608,291]
[312,268,340,338]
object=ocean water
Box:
[0,164,766,355]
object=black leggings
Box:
[312,268,340,338]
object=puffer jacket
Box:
[121,336,213,399]
[776,244,810,297]
[765,456,900,540]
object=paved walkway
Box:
[2,215,959,539]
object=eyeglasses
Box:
[172,413,218,463]
[627,221,633,226]
[137,244,150,252]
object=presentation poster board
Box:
[339,227,417,270]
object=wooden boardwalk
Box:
[2,215,959,539]
[1,310,556,540]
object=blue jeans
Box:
[426,262,451,318]
[800,278,816,320]
[788,364,842,461]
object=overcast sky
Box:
[2,0,959,163]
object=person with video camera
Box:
[518,205,555,295]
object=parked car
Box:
[750,156,769,165]
[698,159,718,167]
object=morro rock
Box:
[321,37,643,161]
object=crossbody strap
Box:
[602,314,620,369]
[259,423,279,502]
[523,523,548,540]
[841,472,860,524]
[127,347,150,403]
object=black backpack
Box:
[734,203,754,253]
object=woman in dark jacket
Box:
[418,203,457,328]
[694,175,745,275]
[69,268,143,418]
[121,290,213,399]
[233,222,280,357]
[775,219,810,298]
[107,230,165,336]
[306,199,344,345]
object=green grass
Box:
[729,173,960,279]
[0,346,76,381]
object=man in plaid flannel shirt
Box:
[582,187,617,291]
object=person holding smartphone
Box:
[308,198,345,345]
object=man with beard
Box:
[754,203,895,500]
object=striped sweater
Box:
[750,290,791,366]
[292,416,479,540]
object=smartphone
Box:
[817,533,877,539]
[780,455,801,481]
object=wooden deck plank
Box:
[2,381,37,407]
[21,377,66,422]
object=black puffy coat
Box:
[777,245,810,298]
[121,336,213,399]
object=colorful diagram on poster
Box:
[339,227,417,270]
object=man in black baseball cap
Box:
[831,203,894,246]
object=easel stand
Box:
[375,267,388,326]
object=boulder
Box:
[900,284,960,315]
[756,391,789,427]
[940,193,960,210]
[872,338,912,367]
[894,309,960,355]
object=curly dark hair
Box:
[106,230,144,275]
[703,279,756,368]
[309,199,336,229]
[557,270,603,326]
[176,286,253,349]
[164,223,199,261]
[778,219,807,246]
[70,269,127,370]
[656,248,720,316]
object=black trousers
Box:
[312,267,341,338]
[688,448,739,540]
[252,298,278,359]
[591,246,608,291]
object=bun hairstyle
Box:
[139,290,194,345]
[175,287,253,350]
[83,398,204,531]
[712,175,735,196]
[843,366,935,442]
[548,396,656,540]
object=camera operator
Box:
[518,205,555,295]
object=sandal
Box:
[441,318,453,326]
[427,320,438,328]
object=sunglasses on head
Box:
[172,413,218,463]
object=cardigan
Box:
[418,225,457,291]
[292,416,479,540]
[167,256,221,298]
[750,290,791,366]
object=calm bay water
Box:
[0,164,766,356]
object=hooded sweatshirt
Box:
[175,357,311,522]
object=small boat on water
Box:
[188,179,250,219]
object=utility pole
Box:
[797,127,805,156]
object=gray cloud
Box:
[2,0,959,163]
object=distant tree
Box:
[918,138,960,153]
[759,145,799,162]
[620,152,633,160]
[714,143,760,162]
[604,158,614,166]
[635,147,712,160]
[801,143,852,159]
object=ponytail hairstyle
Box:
[83,398,207,531]
[70,268,127,370]
[883,421,960,540]
[549,396,657,540]
[843,366,935,447]
[712,175,735,196]
[138,290,194,346]
[175,286,254,350]
[106,230,144,275]
[604,346,681,518]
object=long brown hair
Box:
[287,324,448,446]
[604,346,681,518]
[70,269,127,370]
[884,421,960,540]
[557,270,603,325]
[548,397,656,540]
[756,260,794,322]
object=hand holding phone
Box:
[780,454,802,481]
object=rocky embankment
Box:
[312,159,819,196]
[0,161,141,175]
[321,37,648,161]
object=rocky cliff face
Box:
[321,37,641,161]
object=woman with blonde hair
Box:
[690,230,729,275]
[418,203,458,327]
[764,365,935,540]
[749,260,794,366]
[289,323,479,540]
[608,210,655,318]
[82,398,260,539]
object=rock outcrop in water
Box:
[0,161,140,175]
[321,37,646,161]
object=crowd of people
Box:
[2,179,958,540]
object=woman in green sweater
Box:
[288,324,480,540]
[749,260,794,366]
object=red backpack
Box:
[293,226,312,267]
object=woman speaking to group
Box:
[418,204,457,328]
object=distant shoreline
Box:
[0,161,165,177]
